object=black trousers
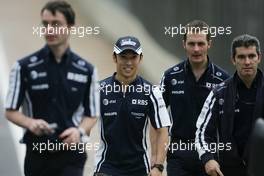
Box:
[167,150,207,176]
[93,173,148,176]
[24,147,87,176]
[221,163,249,176]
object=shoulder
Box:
[137,76,163,98]
[212,77,233,96]
[211,63,230,82]
[70,52,95,75]
[137,76,153,87]
[16,48,46,68]
[99,76,113,87]
[163,61,185,77]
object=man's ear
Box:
[257,53,262,63]
[231,57,236,66]
[208,40,212,49]
[140,54,143,61]
[182,40,186,49]
[113,53,117,63]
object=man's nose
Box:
[244,57,251,64]
[193,44,199,51]
[125,58,133,65]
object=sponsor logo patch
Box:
[67,72,87,83]
[132,99,148,105]
[31,84,49,90]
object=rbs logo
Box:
[132,99,148,105]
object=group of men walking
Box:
[5,1,263,176]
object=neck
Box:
[49,42,69,63]
[238,72,257,89]
[115,74,137,86]
[189,59,208,81]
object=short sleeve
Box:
[5,62,26,110]
[148,86,171,129]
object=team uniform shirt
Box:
[160,59,229,155]
[196,71,264,166]
[5,45,100,144]
[95,74,171,176]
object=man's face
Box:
[114,50,142,80]
[232,46,261,79]
[41,9,71,47]
[183,32,211,64]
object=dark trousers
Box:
[24,147,87,176]
[167,150,207,176]
[221,163,249,176]
[93,173,148,176]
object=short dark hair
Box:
[41,1,75,26]
[231,34,261,58]
[183,20,211,42]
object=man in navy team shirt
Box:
[94,36,171,176]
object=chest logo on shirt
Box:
[206,82,218,89]
[77,60,86,66]
[104,112,117,116]
[67,72,87,83]
[31,84,49,90]
[30,56,38,62]
[132,99,148,106]
[30,70,47,80]
[172,90,184,95]
[171,79,184,86]
[219,98,224,105]
[102,99,116,106]
[173,66,179,71]
[131,112,145,119]
[216,72,222,77]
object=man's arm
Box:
[195,91,223,176]
[150,127,169,176]
[150,124,157,166]
[5,110,53,136]
[149,86,171,176]
[59,116,97,144]
[150,72,170,166]
[5,62,53,136]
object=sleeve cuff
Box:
[201,152,214,166]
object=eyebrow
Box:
[41,20,61,24]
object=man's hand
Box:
[27,118,54,136]
[149,168,162,176]
[59,127,80,145]
[205,160,224,176]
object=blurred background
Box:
[0,0,263,175]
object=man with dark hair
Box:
[196,34,264,176]
[151,20,229,176]
[41,1,75,26]
[5,1,99,175]
[94,36,171,176]
[183,20,211,42]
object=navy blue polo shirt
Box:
[5,45,100,144]
[160,59,229,144]
[95,74,171,176]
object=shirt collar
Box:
[111,72,140,86]
[185,56,212,81]
[43,45,71,65]
[235,69,262,89]
[185,56,212,73]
